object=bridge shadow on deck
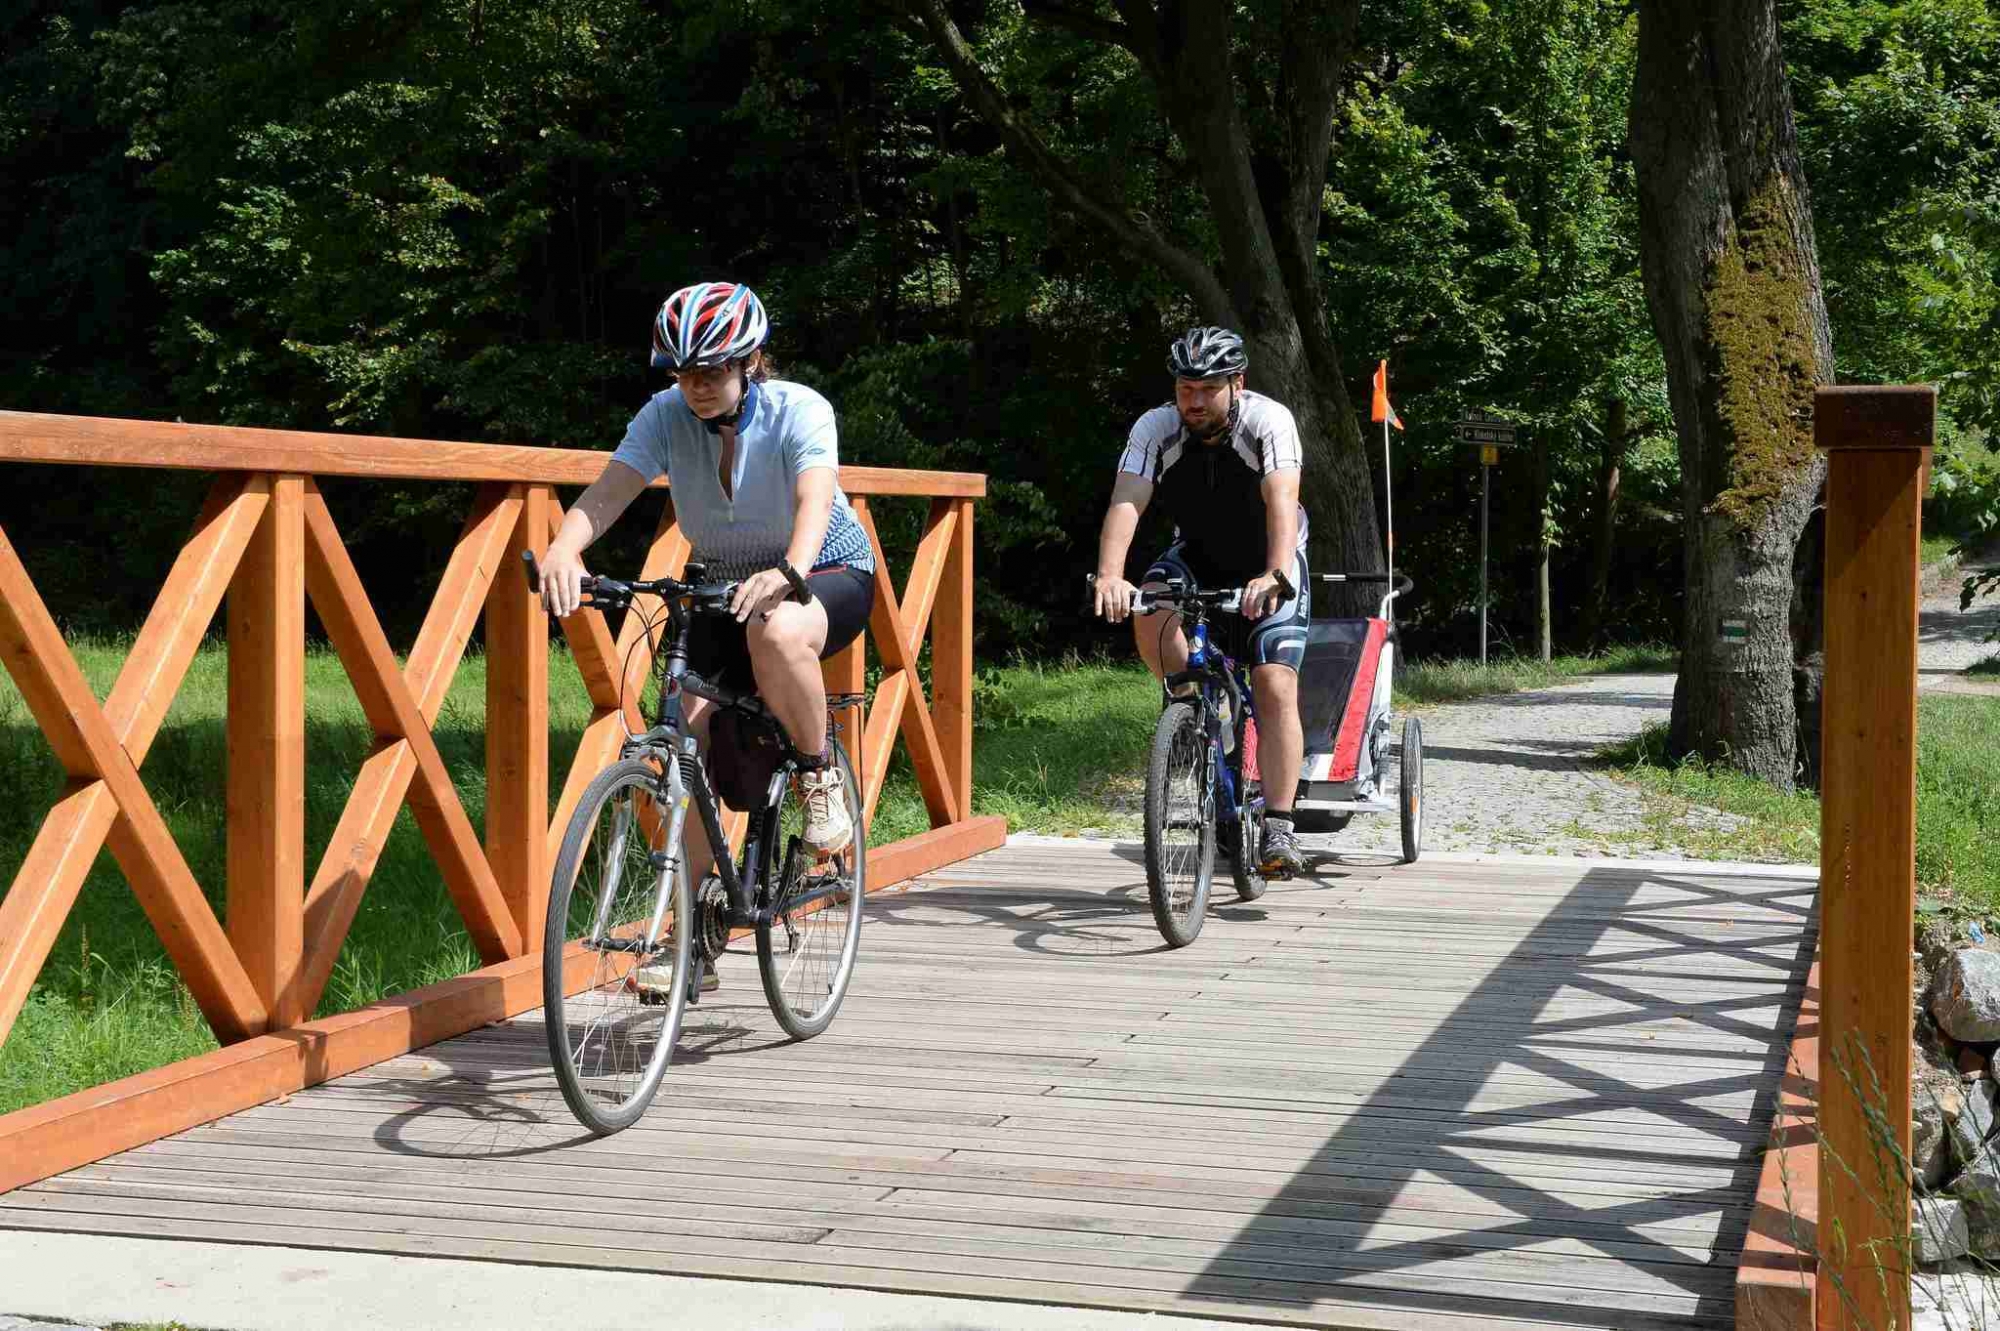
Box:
[1173,861,1815,1329]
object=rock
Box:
[1915,1080,1955,1189]
[1961,1046,1990,1078]
[1953,1151,2000,1256]
[1933,949,2000,1043]
[1916,1195,1972,1265]
[1950,1077,1999,1172]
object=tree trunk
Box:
[1141,0,1380,607]
[1585,397,1631,650]
[897,0,1383,611]
[1630,0,1834,789]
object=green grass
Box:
[0,643,1159,1113]
[1395,643,1677,708]
[1923,533,1961,571]
[1597,696,2000,909]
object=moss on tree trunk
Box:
[1632,0,1833,790]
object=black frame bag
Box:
[706,706,787,809]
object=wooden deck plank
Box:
[0,841,1805,1331]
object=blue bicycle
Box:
[1090,572,1284,947]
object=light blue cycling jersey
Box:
[610,378,875,579]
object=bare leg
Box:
[677,694,719,887]
[746,598,832,754]
[1132,586,1190,688]
[1250,663,1302,814]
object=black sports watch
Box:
[777,561,812,605]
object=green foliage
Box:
[1326,0,1679,650]
[1788,0,2000,450]
[0,0,1991,661]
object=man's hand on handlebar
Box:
[1240,570,1286,622]
[1094,573,1141,624]
[539,545,591,618]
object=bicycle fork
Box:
[635,752,694,950]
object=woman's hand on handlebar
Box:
[539,544,590,618]
[730,567,795,624]
[1094,574,1141,624]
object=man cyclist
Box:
[1093,326,1310,878]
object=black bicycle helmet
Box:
[1168,326,1249,379]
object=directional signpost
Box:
[1455,412,1519,666]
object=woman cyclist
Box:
[539,282,873,878]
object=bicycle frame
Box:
[1161,608,1260,831]
[612,595,859,934]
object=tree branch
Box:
[889,0,1232,321]
[1019,0,1148,70]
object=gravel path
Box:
[1922,565,2000,688]
[1312,573,1999,861]
[1312,672,1729,860]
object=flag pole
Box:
[1383,413,1394,618]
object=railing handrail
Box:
[0,410,988,497]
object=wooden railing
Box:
[1737,385,1933,1331]
[0,410,1005,1190]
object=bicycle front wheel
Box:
[1144,700,1216,947]
[758,738,865,1039]
[543,756,693,1135]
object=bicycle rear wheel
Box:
[758,738,865,1039]
[543,756,693,1135]
[1144,700,1216,947]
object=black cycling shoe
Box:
[1258,820,1304,879]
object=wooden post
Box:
[933,498,975,821]
[227,475,306,1030]
[487,484,548,953]
[1814,384,1932,1331]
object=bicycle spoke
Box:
[543,759,690,1134]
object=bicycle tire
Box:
[1400,715,1425,864]
[1231,786,1267,902]
[757,738,865,1039]
[1143,700,1215,947]
[543,756,693,1135]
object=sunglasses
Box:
[671,362,742,388]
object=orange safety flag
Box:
[1370,359,1404,431]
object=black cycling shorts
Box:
[687,563,873,690]
[1142,543,1311,672]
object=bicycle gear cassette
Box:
[697,875,732,958]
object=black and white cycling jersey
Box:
[1115,390,1309,584]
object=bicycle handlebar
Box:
[523,550,806,615]
[1084,568,1294,619]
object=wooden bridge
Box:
[0,390,1942,1329]
[1,840,1816,1329]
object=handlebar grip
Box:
[521,550,541,595]
[1273,567,1295,601]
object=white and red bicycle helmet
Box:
[650,282,770,370]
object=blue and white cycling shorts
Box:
[1142,543,1311,672]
